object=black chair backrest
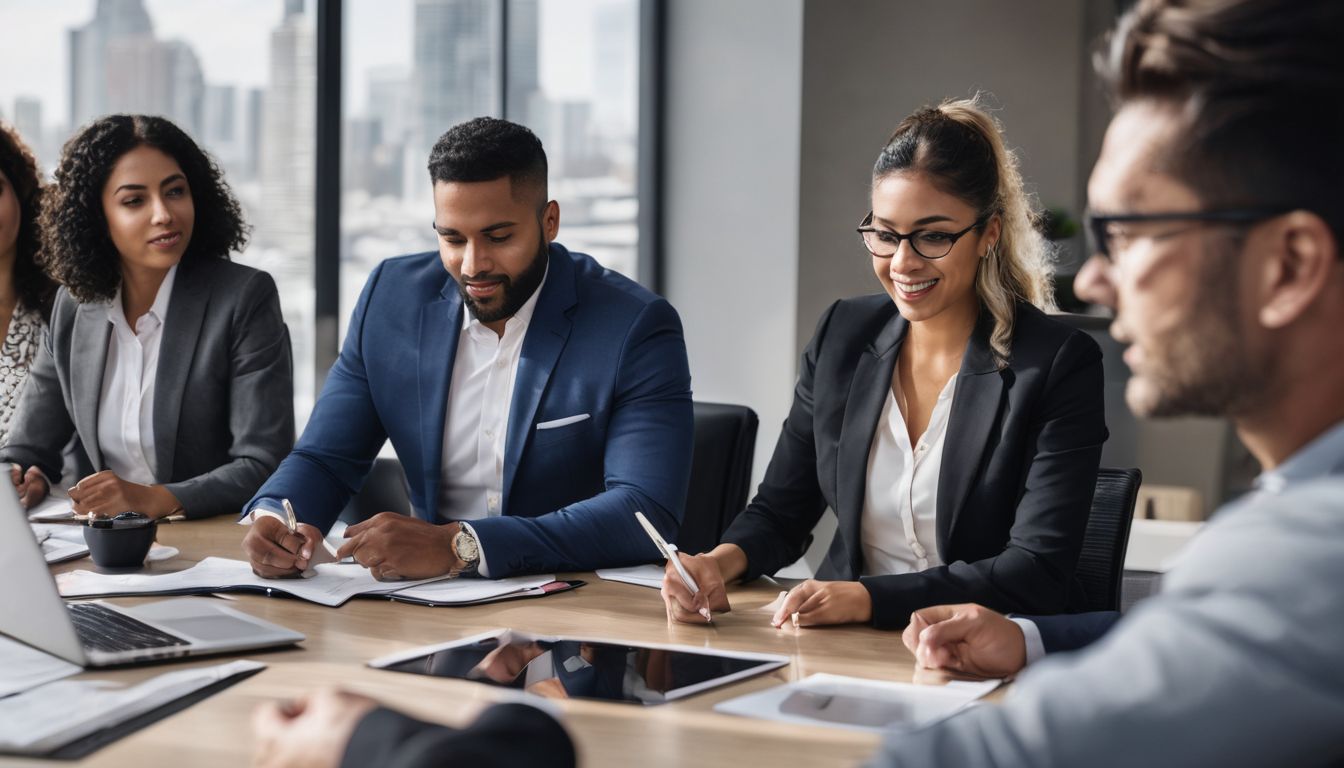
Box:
[677,402,759,555]
[339,455,413,524]
[1075,467,1143,612]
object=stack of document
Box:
[595,564,664,589]
[56,557,566,608]
[0,659,263,757]
[31,523,90,564]
[0,635,82,698]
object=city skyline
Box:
[0,0,642,421]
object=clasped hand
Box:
[245,511,463,581]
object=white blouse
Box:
[860,372,958,576]
[0,302,46,445]
[97,265,178,485]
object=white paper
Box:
[26,497,79,522]
[595,564,664,589]
[56,557,451,608]
[713,673,1001,734]
[0,659,263,753]
[392,575,555,605]
[31,523,90,564]
[0,635,82,699]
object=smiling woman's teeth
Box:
[900,279,938,292]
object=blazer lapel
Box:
[418,278,465,521]
[502,246,574,512]
[71,304,111,470]
[833,310,907,578]
[152,264,208,483]
[936,309,1007,555]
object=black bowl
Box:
[83,513,157,570]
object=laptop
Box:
[1,485,304,667]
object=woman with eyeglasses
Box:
[0,114,294,519]
[0,122,58,448]
[662,98,1108,630]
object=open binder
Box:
[56,557,582,607]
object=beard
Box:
[1124,244,1270,419]
[459,238,549,325]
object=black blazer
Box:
[721,296,1108,628]
[342,704,576,768]
[1,258,295,518]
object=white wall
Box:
[794,0,1087,355]
[663,0,805,486]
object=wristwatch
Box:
[452,524,480,575]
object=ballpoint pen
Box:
[282,498,298,534]
[634,510,714,623]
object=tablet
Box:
[368,629,789,705]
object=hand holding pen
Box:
[635,511,731,624]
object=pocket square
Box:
[536,414,591,430]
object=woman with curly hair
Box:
[0,122,58,445]
[662,98,1108,630]
[1,114,294,519]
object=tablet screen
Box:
[374,630,787,705]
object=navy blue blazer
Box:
[247,244,694,576]
[722,297,1108,628]
[1028,610,1122,653]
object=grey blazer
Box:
[0,258,295,519]
[868,424,1344,768]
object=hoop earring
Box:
[983,244,997,261]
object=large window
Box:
[0,0,653,427]
[0,0,320,423]
[340,0,644,340]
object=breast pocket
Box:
[531,413,593,447]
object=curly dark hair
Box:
[0,121,58,317]
[37,115,249,303]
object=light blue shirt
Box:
[874,420,1344,768]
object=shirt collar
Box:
[460,258,550,338]
[1254,418,1344,494]
[107,263,179,332]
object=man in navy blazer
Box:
[242,117,693,581]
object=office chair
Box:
[677,402,759,556]
[1074,467,1143,612]
[339,455,413,524]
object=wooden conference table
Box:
[14,517,995,768]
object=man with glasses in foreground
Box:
[878,0,1344,765]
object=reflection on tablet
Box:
[375,629,788,705]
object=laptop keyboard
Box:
[67,603,190,654]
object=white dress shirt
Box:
[96,265,178,486]
[438,268,547,575]
[860,372,957,576]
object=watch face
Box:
[455,530,480,563]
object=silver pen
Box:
[281,498,298,534]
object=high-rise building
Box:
[259,0,315,260]
[412,0,500,158]
[68,0,154,129]
[68,0,205,137]
[506,0,540,129]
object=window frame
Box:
[315,0,662,398]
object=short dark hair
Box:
[1099,0,1344,246]
[427,117,548,205]
[0,122,58,317]
[38,114,249,303]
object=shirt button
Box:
[487,494,500,512]
[483,428,494,439]
[495,358,507,368]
